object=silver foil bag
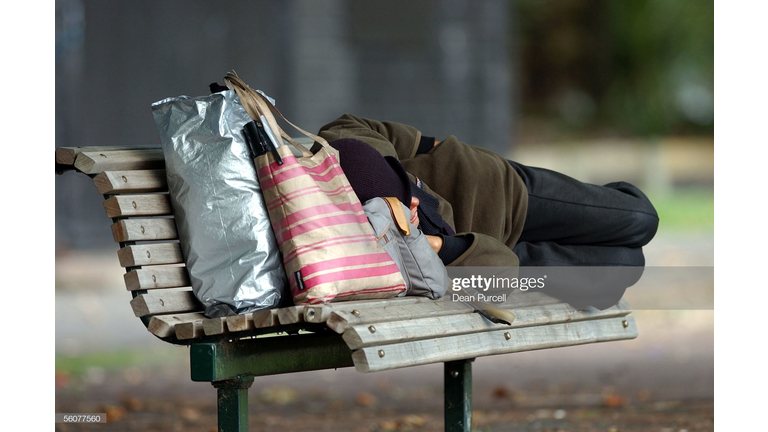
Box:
[151,90,288,317]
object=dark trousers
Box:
[508,161,660,308]
[509,161,659,266]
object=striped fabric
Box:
[256,144,406,304]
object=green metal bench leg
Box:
[213,376,254,432]
[444,358,474,432]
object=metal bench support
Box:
[213,376,254,432]
[190,332,354,432]
[190,332,354,382]
[444,358,474,432]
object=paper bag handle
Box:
[224,71,326,158]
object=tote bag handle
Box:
[224,71,329,159]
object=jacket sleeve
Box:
[318,113,456,228]
[318,114,522,268]
[318,113,422,160]
[448,233,520,267]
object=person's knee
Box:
[637,197,659,246]
[609,181,659,246]
[630,209,659,247]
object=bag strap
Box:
[382,197,411,236]
[224,71,326,158]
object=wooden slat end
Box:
[176,321,204,340]
[277,306,305,325]
[252,309,279,328]
[130,295,150,317]
[203,317,228,336]
[225,314,255,332]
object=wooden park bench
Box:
[55,145,639,432]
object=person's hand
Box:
[434,140,441,147]
[425,235,444,253]
[409,197,420,227]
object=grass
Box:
[55,330,304,377]
[647,187,713,232]
[56,347,187,377]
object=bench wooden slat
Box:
[56,146,160,165]
[327,300,472,333]
[123,267,190,291]
[104,195,172,217]
[226,314,255,332]
[176,320,205,340]
[74,149,165,174]
[253,309,280,328]
[130,290,202,317]
[204,310,283,336]
[111,218,178,243]
[352,316,638,373]
[326,292,563,333]
[147,312,206,338]
[203,317,228,336]
[94,170,168,194]
[304,297,426,324]
[117,243,183,267]
[342,300,632,350]
[277,306,305,325]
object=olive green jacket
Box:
[318,114,528,267]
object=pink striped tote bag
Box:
[225,72,406,304]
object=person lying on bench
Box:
[318,114,659,308]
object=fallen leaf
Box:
[603,394,627,408]
[355,391,377,407]
[179,407,201,422]
[120,395,144,411]
[401,414,426,427]
[55,370,70,388]
[491,385,510,399]
[102,404,126,422]
[379,420,398,430]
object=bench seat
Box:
[56,145,638,431]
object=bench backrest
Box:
[57,146,207,342]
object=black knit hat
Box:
[329,138,412,205]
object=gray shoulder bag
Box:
[362,197,450,299]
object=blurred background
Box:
[55,1,713,430]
